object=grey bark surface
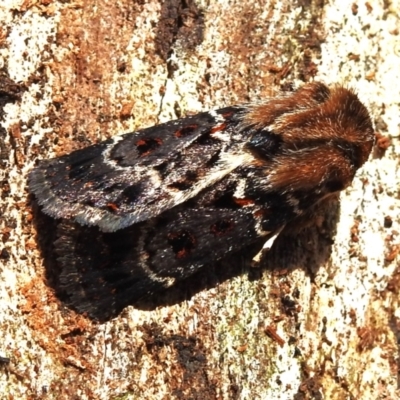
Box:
[0,1,399,399]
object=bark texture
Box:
[0,0,399,399]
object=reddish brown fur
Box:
[243,82,331,127]
[265,146,355,192]
[245,83,374,195]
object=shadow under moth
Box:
[29,82,374,320]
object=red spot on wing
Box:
[254,208,272,218]
[234,197,255,206]
[84,181,94,188]
[221,111,234,118]
[210,123,227,133]
[176,249,187,258]
[106,202,119,212]
[135,137,163,157]
[210,219,234,236]
[167,230,197,258]
[174,124,198,138]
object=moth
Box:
[29,82,374,320]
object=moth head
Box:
[323,85,375,169]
